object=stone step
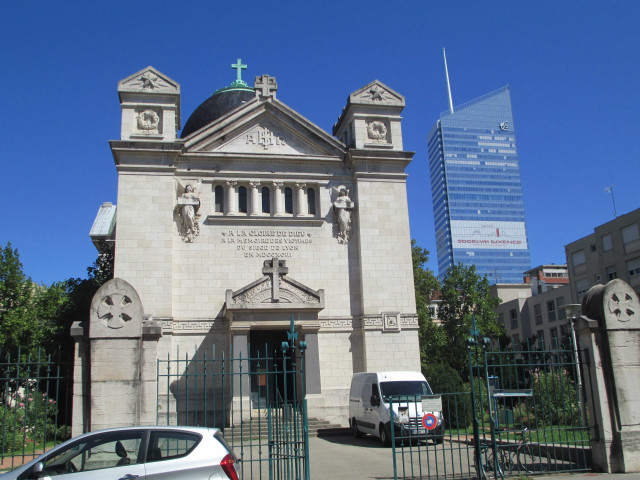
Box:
[223,418,343,443]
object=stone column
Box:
[226,181,238,215]
[296,183,307,216]
[70,323,89,437]
[231,327,251,420]
[578,279,640,473]
[139,320,162,426]
[249,181,261,216]
[273,182,284,216]
[302,328,321,395]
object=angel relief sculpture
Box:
[332,185,355,244]
[175,179,201,243]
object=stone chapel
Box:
[78,61,419,431]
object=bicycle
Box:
[511,428,552,474]
[481,428,551,477]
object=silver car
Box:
[0,425,240,480]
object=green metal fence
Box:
[0,348,73,471]
[157,321,309,480]
[391,320,591,480]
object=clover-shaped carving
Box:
[607,291,636,322]
[97,293,134,329]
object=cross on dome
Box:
[230,58,248,87]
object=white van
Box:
[348,371,444,446]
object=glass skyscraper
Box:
[427,86,531,284]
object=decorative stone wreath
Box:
[137,109,160,131]
[367,120,387,141]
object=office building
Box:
[492,265,570,348]
[565,207,640,302]
[428,85,531,283]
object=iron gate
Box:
[391,319,591,479]
[156,320,309,480]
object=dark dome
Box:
[181,87,255,138]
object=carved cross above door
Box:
[262,257,289,302]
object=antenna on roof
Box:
[605,185,618,218]
[443,48,454,114]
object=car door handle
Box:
[119,475,140,480]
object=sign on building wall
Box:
[451,220,528,250]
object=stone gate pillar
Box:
[71,278,161,435]
[576,279,640,472]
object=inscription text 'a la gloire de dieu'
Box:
[221,229,312,258]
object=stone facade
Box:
[75,66,419,432]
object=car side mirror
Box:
[370,395,380,407]
[31,461,46,478]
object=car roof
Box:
[73,425,220,439]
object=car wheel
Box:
[380,424,391,447]
[352,418,362,438]
[434,435,444,444]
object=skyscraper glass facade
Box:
[427,86,531,284]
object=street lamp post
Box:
[560,304,587,426]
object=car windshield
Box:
[380,381,432,397]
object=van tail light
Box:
[221,453,239,480]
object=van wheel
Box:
[352,419,362,438]
[380,424,391,447]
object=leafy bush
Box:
[0,387,62,452]
[424,363,472,429]
[530,368,580,427]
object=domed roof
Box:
[181,84,255,138]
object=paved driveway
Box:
[309,434,476,480]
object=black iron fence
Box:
[0,348,73,471]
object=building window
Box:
[547,300,556,322]
[307,188,316,215]
[550,327,559,347]
[534,304,543,325]
[576,278,590,296]
[284,187,293,214]
[572,250,586,266]
[238,186,248,213]
[622,223,640,254]
[214,185,224,213]
[590,244,597,252]
[512,334,520,346]
[557,296,566,320]
[627,258,640,279]
[429,305,438,320]
[602,234,613,252]
[261,187,270,213]
[536,330,545,348]
[509,309,518,329]
[606,265,617,281]
[622,223,639,244]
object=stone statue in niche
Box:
[332,185,355,244]
[175,179,201,242]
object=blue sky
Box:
[1,1,639,285]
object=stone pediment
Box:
[348,80,404,107]
[225,258,324,312]
[118,66,180,95]
[183,100,345,158]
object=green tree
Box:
[0,243,68,359]
[55,248,114,359]
[411,240,444,369]
[438,263,504,380]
